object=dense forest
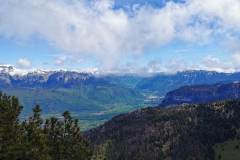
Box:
[86,101,240,160]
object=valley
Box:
[2,66,240,130]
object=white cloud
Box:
[147,60,162,73]
[53,55,84,69]
[54,57,66,66]
[17,58,31,69]
[202,55,235,73]
[0,0,240,70]
[163,58,192,73]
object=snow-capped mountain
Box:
[0,64,34,75]
[0,65,97,87]
[0,65,15,74]
[1,65,240,94]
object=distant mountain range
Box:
[2,65,240,130]
[136,70,240,96]
[0,65,99,88]
[161,82,240,106]
[2,65,240,95]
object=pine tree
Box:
[44,117,65,160]
[44,111,92,160]
[0,92,24,159]
[0,92,92,160]
[21,105,51,160]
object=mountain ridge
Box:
[136,70,240,96]
[160,82,240,107]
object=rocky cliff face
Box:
[0,69,97,88]
[161,82,240,107]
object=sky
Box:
[0,0,240,74]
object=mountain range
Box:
[136,70,240,96]
[2,65,240,130]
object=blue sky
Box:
[0,0,239,73]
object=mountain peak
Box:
[0,65,14,73]
[0,65,33,76]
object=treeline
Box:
[0,92,92,160]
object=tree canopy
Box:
[0,92,92,160]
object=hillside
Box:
[161,82,240,106]
[86,101,240,160]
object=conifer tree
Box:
[44,111,92,160]
[0,92,23,159]
[44,117,65,160]
[21,105,51,160]
[0,92,92,160]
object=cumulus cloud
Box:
[17,58,31,69]
[0,0,240,70]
